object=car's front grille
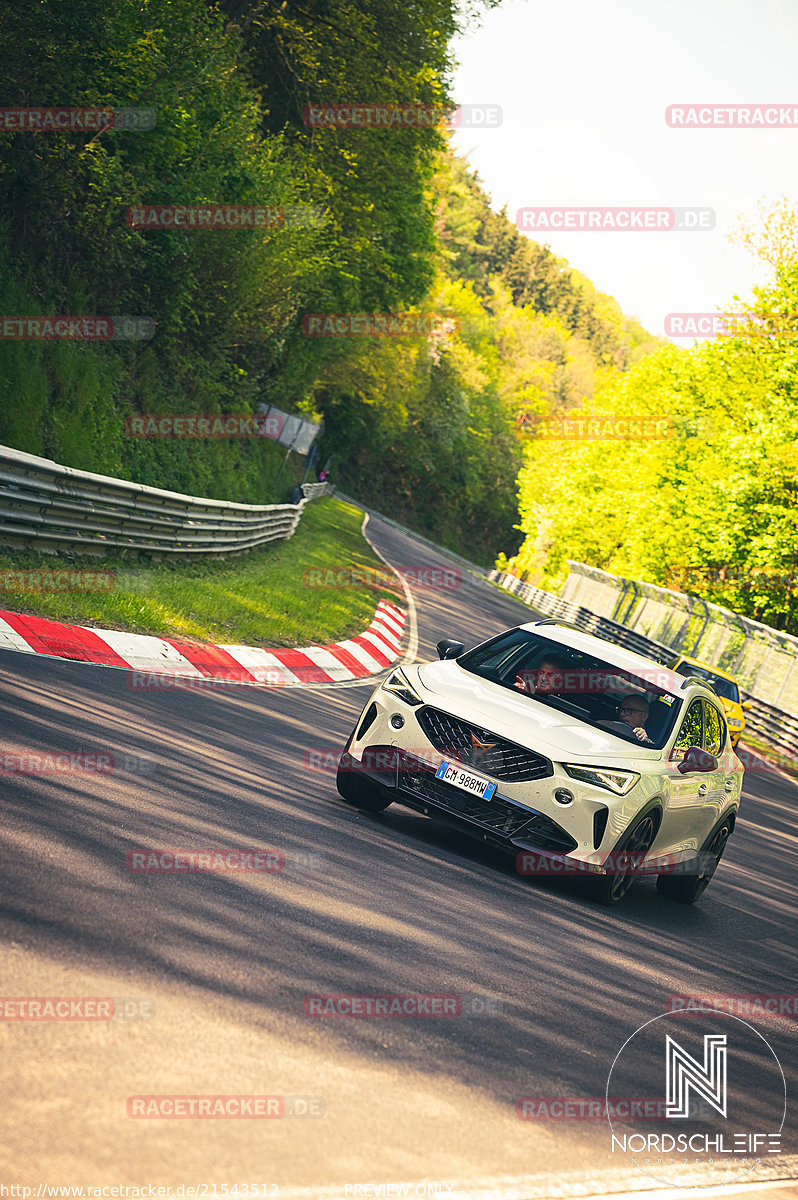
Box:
[415,706,553,783]
[398,769,577,852]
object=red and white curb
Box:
[0,599,406,687]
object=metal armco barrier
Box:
[0,444,335,559]
[490,570,798,766]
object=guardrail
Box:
[0,444,335,559]
[560,559,798,713]
[490,570,798,765]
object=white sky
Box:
[449,0,798,338]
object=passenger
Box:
[514,655,569,697]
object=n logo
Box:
[665,1034,727,1119]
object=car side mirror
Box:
[436,638,465,660]
[741,700,753,711]
[677,745,718,774]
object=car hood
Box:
[410,660,662,762]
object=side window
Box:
[702,701,725,754]
[673,699,703,757]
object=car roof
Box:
[518,621,702,694]
[674,654,739,684]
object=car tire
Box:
[657,817,733,904]
[589,810,659,906]
[336,752,393,813]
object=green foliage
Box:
[0,0,659,558]
[512,265,798,634]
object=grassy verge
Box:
[738,731,798,781]
[0,498,403,647]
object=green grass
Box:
[738,730,798,782]
[0,498,404,647]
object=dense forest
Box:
[0,0,656,562]
[509,201,798,634]
[2,0,795,630]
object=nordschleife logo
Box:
[606,1012,786,1189]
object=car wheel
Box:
[657,818,732,904]
[336,752,393,813]
[590,811,659,906]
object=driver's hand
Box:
[514,671,535,693]
[633,726,650,742]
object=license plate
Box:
[435,760,497,801]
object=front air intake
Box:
[356,702,378,740]
[593,806,609,849]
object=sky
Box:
[448,0,798,339]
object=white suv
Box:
[335,620,744,905]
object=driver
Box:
[598,695,654,743]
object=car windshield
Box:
[675,662,740,704]
[458,629,683,749]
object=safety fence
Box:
[0,444,334,559]
[490,568,798,764]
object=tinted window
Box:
[702,701,723,755]
[675,662,740,704]
[458,629,682,749]
[674,700,703,755]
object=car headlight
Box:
[727,718,743,728]
[563,764,641,795]
[382,669,423,707]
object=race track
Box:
[0,515,796,1197]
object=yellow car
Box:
[669,654,751,748]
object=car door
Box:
[702,698,738,815]
[697,699,730,830]
[659,698,714,853]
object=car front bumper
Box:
[339,745,580,858]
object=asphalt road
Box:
[0,515,796,1198]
